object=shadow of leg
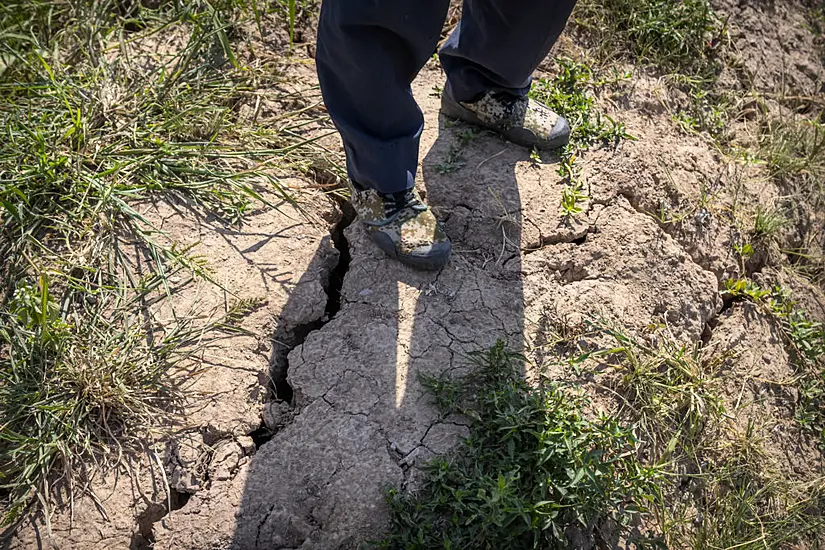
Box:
[415,85,529,372]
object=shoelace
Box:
[381,189,424,219]
[491,92,527,118]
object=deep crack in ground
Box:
[129,490,191,550]
[326,200,355,320]
[256,199,355,448]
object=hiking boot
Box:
[348,181,451,270]
[440,85,570,150]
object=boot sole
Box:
[370,231,451,271]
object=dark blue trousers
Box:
[316,0,578,194]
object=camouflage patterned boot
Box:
[440,84,570,150]
[348,181,451,270]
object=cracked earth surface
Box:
[8,2,825,546]
[12,68,722,550]
[150,72,722,550]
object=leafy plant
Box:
[530,58,632,218]
[529,147,542,166]
[723,278,772,302]
[435,144,466,174]
[734,242,755,261]
[672,82,731,138]
[531,58,632,153]
[560,180,588,218]
[378,343,659,549]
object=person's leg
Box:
[437,0,577,150]
[316,0,450,194]
[439,0,578,102]
[316,0,453,270]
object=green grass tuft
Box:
[756,118,825,281]
[751,205,788,242]
[588,321,727,457]
[0,0,336,527]
[760,118,825,205]
[572,0,725,78]
[724,279,825,444]
[586,318,825,548]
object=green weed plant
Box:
[530,58,632,218]
[378,343,659,549]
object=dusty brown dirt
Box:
[712,0,825,95]
[7,2,825,549]
[705,302,823,480]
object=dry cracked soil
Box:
[6,0,825,548]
